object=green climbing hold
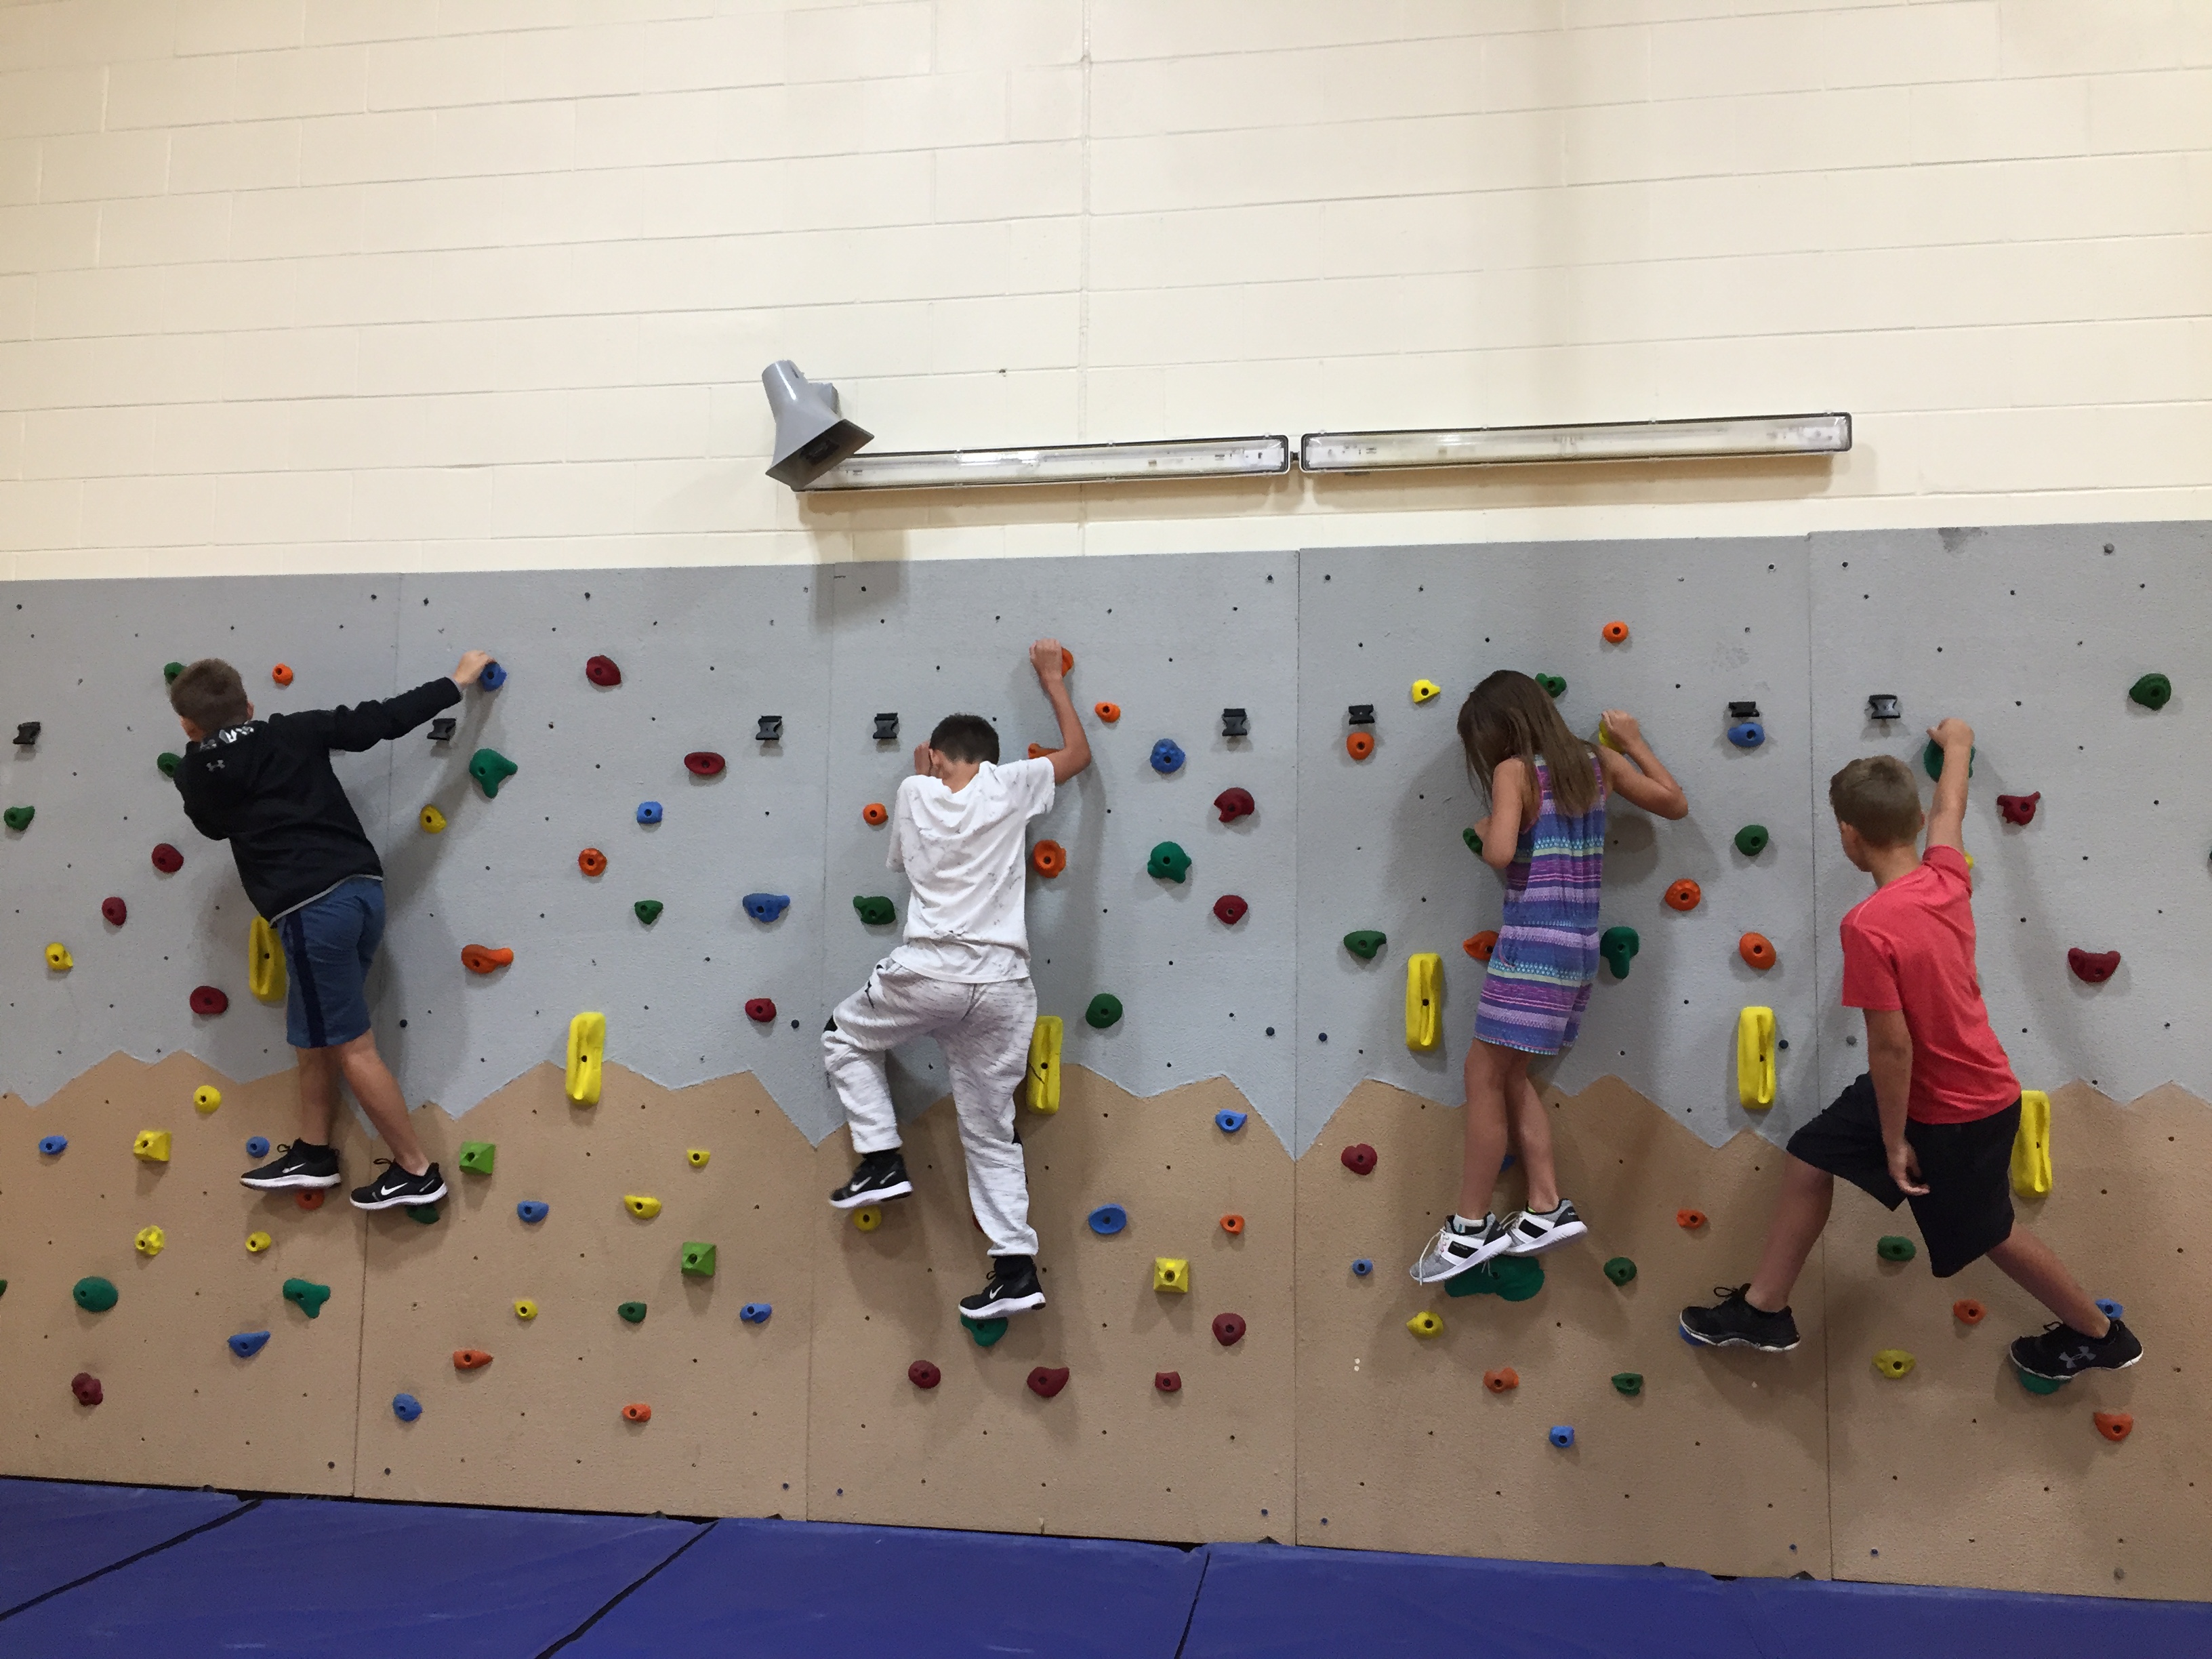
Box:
[1446,1256,1544,1302]
[407,1203,439,1225]
[1085,993,1123,1029]
[1147,841,1191,882]
[961,1313,1008,1348]
[853,895,896,926]
[618,1300,648,1324]
[457,1141,495,1175]
[282,1277,331,1318]
[1603,1256,1637,1286]
[1599,925,1640,980]
[1534,674,1566,698]
[680,1241,716,1277]
[164,661,185,684]
[0,1279,7,1299]
[468,748,518,798]
[634,900,663,925]
[2129,672,2172,711]
[1877,1235,1917,1263]
[157,752,181,779]
[1923,739,1974,781]
[1734,824,1770,857]
[1462,827,1482,857]
[2,806,32,832]
[2016,1368,2064,1396]
[1342,930,1387,961]
[1612,1371,1644,1396]
[72,1276,118,1313]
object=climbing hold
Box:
[1085,994,1122,1029]
[578,847,608,877]
[1734,823,1770,857]
[1677,1208,1706,1229]
[1534,674,1565,699]
[2015,1369,2064,1395]
[2095,1411,2133,1443]
[1997,792,2040,827]
[3,805,33,832]
[134,1225,165,1257]
[1151,1370,1182,1393]
[1739,933,1776,971]
[1445,1257,1545,1302]
[617,1300,647,1324]
[407,1200,434,1225]
[575,653,623,689]
[623,1195,663,1219]
[152,842,184,873]
[456,1141,495,1175]
[634,900,662,924]
[1922,739,1974,781]
[245,1231,271,1253]
[682,752,724,778]
[1219,707,1250,739]
[2011,1089,2051,1197]
[1602,620,1630,644]
[2128,673,2172,711]
[1727,721,1764,749]
[743,998,777,1025]
[1345,729,1376,761]
[743,893,791,923]
[908,1360,941,1389]
[43,942,71,971]
[565,1010,605,1106]
[468,749,518,798]
[268,662,295,689]
[1348,703,1376,726]
[39,1134,67,1155]
[1737,1006,1776,1109]
[283,1277,331,1318]
[101,897,127,926]
[460,943,513,975]
[860,802,890,831]
[621,1402,652,1424]
[1462,828,1482,856]
[1023,1016,1062,1114]
[479,660,506,689]
[157,752,180,778]
[2096,1297,2123,1319]
[1866,693,1901,722]
[1407,1311,1443,1338]
[1342,929,1386,960]
[453,1349,493,1370]
[1220,1214,1244,1235]
[12,721,36,745]
[1088,1204,1128,1235]
[247,1136,270,1158]
[194,1085,222,1114]
[133,1129,171,1163]
[1549,1425,1576,1448]
[961,1313,1008,1347]
[1340,1143,1377,1175]
[2067,947,2120,984]
[755,714,783,742]
[871,712,900,743]
[1147,841,1191,882]
[1405,952,1441,1051]
[419,805,446,834]
[228,1330,270,1358]
[1877,1235,1917,1263]
[1352,1259,1372,1277]
[1603,1256,1637,1286]
[739,1303,771,1324]
[1212,895,1248,925]
[1953,1299,1985,1324]
[73,1277,119,1312]
[1483,1368,1518,1393]
[636,800,663,825]
[680,1242,716,1277]
[1612,1371,1644,1396]
[853,1206,882,1232]
[1031,840,1067,878]
[72,1373,104,1407]
[513,1299,537,1320]
[1093,701,1121,723]
[1664,878,1702,912]
[853,895,896,926]
[1598,925,1640,980]
[1027,1366,1071,1399]
[1872,1349,1915,1380]
[1464,931,1498,961]
[1214,787,1255,823]
[518,1200,549,1224]
[1410,678,1441,705]
[428,718,456,742]
[1214,1109,1246,1133]
[1153,1258,1190,1293]
[1149,739,1185,775]
[1212,1311,1247,1346]
[297,1189,325,1211]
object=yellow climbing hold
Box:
[853,1206,882,1232]
[514,1299,538,1321]
[419,804,447,834]
[565,1010,605,1106]
[1153,1257,1190,1293]
[623,1195,662,1219]
[2011,1089,2051,1197]
[249,914,287,1004]
[1023,1015,1063,1114]
[1405,952,1442,1052]
[686,1148,710,1168]
[1736,1006,1776,1109]
[1873,1348,1916,1380]
[44,942,72,971]
[1410,678,1441,705]
[1595,716,1622,752]
[1408,1310,1443,1338]
[134,1225,165,1257]
[133,1129,171,1163]
[193,1085,222,1114]
[245,1231,272,1253]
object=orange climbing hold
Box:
[461,944,514,975]
[1031,840,1067,878]
[1664,879,1702,912]
[1952,1298,1986,1325]
[622,1402,652,1423]
[1483,1368,1519,1393]
[1346,731,1375,760]
[1739,933,1776,970]
[863,802,888,827]
[1027,743,1057,760]
[578,848,607,878]
[271,663,293,686]
[1601,621,1630,644]
[1464,931,1498,962]
[1060,649,1074,675]
[1220,1214,1244,1235]
[1094,701,1121,723]
[453,1349,493,1370]
[298,1189,325,1212]
[1676,1208,1706,1229]
[2094,1410,2133,1443]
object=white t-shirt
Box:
[886,757,1057,983]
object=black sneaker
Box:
[960,1254,1046,1319]
[1681,1284,1801,1353]
[2011,1318,2142,1382]
[241,1141,341,1191]
[829,1149,913,1209]
[350,1160,448,1211]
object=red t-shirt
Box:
[1839,844,2020,1124]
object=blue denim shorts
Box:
[277,877,385,1050]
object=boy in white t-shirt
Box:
[824,639,1092,1319]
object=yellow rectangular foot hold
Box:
[1023,1015,1063,1115]
[1404,953,1442,1052]
[1736,1006,1776,1108]
[565,1011,606,1106]
[249,914,287,1004]
[2011,1088,2051,1196]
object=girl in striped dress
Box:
[1412,671,1687,1284]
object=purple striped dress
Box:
[1473,756,1606,1056]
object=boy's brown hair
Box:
[169,659,252,733]
[1828,755,1922,846]
[928,713,1000,765]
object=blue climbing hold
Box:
[1549,1425,1576,1448]
[636,800,663,825]
[1214,1109,1246,1134]
[1087,1204,1128,1236]
[1149,739,1185,775]
[246,1136,270,1159]
[38,1134,66,1155]
[227,1331,270,1359]
[1352,1259,1373,1277]
[1727,721,1765,750]
[743,893,791,923]
[392,1393,423,1422]
[516,1200,549,1224]
[480,661,506,689]
[739,1303,772,1324]
[2097,1297,2124,1320]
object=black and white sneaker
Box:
[960,1254,1046,1319]
[349,1160,447,1211]
[2011,1318,2142,1382]
[1681,1285,1801,1353]
[1410,1213,1515,1284]
[1504,1199,1589,1255]
[830,1149,914,1209]
[240,1141,342,1191]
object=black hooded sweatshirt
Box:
[176,677,462,921]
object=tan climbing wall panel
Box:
[0,1054,366,1494]
[354,1064,815,1517]
[1824,1082,2212,1601]
[806,1071,1296,1543]
[1295,1078,1831,1578]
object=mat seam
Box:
[1169,1542,1213,1659]
[0,1495,263,1622]
[533,1519,714,1658]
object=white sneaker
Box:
[1504,1200,1588,1255]
[1409,1213,1517,1284]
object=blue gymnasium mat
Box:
[0,1495,701,1656]
[0,1478,244,1617]
[1727,1573,2212,1658]
[556,1515,1208,1658]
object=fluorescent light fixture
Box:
[1299,413,1851,474]
[801,435,1290,492]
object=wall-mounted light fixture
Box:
[799,434,1290,492]
[1298,413,1850,474]
[762,361,874,488]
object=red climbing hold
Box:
[461,944,514,975]
[297,1189,325,1211]
[1213,895,1248,926]
[190,985,228,1016]
[2068,947,2120,984]
[2094,1410,2133,1443]
[1464,930,1498,961]
[1676,1208,1706,1229]
[1483,1368,1519,1393]
[453,1349,493,1370]
[683,752,724,777]
[152,843,184,874]
[1027,1366,1070,1399]
[1154,1371,1181,1393]
[1340,1143,1378,1175]
[1211,1312,1246,1347]
[1996,792,2040,827]
[101,897,127,926]
[1213,787,1255,824]
[70,1372,102,1406]
[907,1361,941,1390]
[586,655,622,688]
[745,998,777,1024]
[1952,1298,1986,1325]
[622,1402,652,1423]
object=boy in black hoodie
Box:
[171,651,490,1210]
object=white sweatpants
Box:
[821,960,1039,1256]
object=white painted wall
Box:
[2,0,2208,577]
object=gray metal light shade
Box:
[762,361,872,489]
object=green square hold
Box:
[457,1141,495,1174]
[681,1242,716,1277]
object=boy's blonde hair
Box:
[169,659,251,733]
[1828,755,1922,846]
[1456,670,1599,817]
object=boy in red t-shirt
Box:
[1682,720,2142,1384]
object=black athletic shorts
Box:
[1785,1073,2019,1278]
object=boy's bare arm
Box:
[1925,716,1972,852]
[1865,1007,1927,1195]
[1030,639,1091,784]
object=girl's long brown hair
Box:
[1456,670,1600,817]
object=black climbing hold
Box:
[1342,930,1386,960]
[1603,1256,1637,1286]
[1085,994,1122,1029]
[1729,701,1760,720]
[428,716,457,741]
[1221,708,1248,738]
[1347,704,1374,725]
[756,714,783,742]
[1866,695,1900,720]
[853,895,896,926]
[13,722,37,746]
[874,712,899,741]
[1877,1235,1917,1263]
[1599,926,1639,979]
[2129,673,2172,711]
[1734,824,1769,857]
